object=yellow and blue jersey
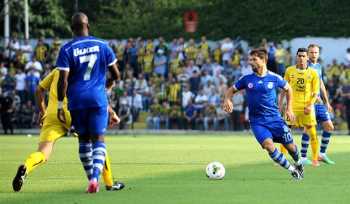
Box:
[55,36,117,110]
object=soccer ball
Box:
[206,161,225,180]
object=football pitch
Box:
[1,134,350,204]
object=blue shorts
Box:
[251,119,293,145]
[70,106,108,136]
[315,104,331,123]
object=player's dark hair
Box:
[249,48,268,61]
[71,12,89,35]
[297,48,308,55]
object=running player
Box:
[12,69,124,192]
[223,48,303,180]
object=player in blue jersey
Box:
[301,44,335,165]
[56,13,121,193]
[223,48,304,180]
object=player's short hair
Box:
[71,12,88,33]
[296,48,308,55]
[307,44,320,50]
[249,48,268,61]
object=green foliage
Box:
[29,0,70,37]
[0,0,70,38]
[2,0,350,42]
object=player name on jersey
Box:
[73,45,100,57]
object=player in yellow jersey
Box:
[279,48,320,167]
[12,69,124,192]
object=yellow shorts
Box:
[39,111,72,142]
[287,110,316,128]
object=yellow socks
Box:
[306,126,319,161]
[102,152,114,187]
[280,144,288,155]
[24,152,46,174]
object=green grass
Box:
[1,134,350,204]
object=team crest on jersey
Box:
[248,83,254,89]
[283,125,289,132]
[267,82,274,89]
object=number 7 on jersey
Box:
[79,54,97,81]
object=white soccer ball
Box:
[206,161,225,180]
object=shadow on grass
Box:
[1,152,350,204]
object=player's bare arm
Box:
[283,83,295,122]
[223,86,238,113]
[108,105,120,127]
[319,79,333,113]
[35,85,47,126]
[109,62,121,81]
[57,70,69,123]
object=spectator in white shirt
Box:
[127,89,143,122]
[7,34,20,59]
[194,88,208,110]
[21,39,33,62]
[25,56,42,78]
[221,38,234,69]
[15,69,27,104]
[182,84,195,108]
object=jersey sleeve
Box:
[284,67,290,81]
[276,74,287,89]
[233,76,246,90]
[39,70,55,90]
[106,45,117,66]
[56,47,70,71]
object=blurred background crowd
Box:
[0,34,349,134]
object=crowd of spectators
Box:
[0,34,349,134]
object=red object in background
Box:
[183,11,198,33]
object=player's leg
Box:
[272,120,304,178]
[305,125,319,167]
[275,122,302,165]
[87,107,109,193]
[12,142,50,192]
[300,131,311,165]
[280,144,288,155]
[78,136,93,180]
[24,141,53,174]
[319,120,335,164]
[291,111,311,165]
[251,124,301,179]
[102,151,113,187]
[283,142,304,178]
[12,123,66,192]
[71,110,94,180]
[317,105,335,164]
[261,139,301,179]
[103,151,125,191]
